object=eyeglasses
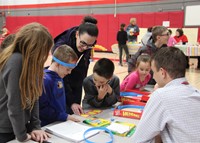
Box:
[79,36,96,49]
[160,32,170,36]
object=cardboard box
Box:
[120,89,151,105]
[113,105,144,120]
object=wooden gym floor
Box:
[45,52,200,89]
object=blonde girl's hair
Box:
[136,54,151,68]
[0,22,53,110]
[53,45,78,63]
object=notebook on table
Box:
[45,120,99,143]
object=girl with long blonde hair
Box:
[0,22,53,142]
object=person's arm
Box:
[29,100,41,130]
[52,27,78,53]
[172,37,177,46]
[134,25,140,36]
[29,101,51,142]
[52,34,68,53]
[117,31,120,42]
[126,26,130,35]
[125,31,128,41]
[133,90,169,142]
[65,53,90,114]
[72,50,91,105]
[102,76,120,106]
[83,77,104,108]
[39,79,68,123]
[69,53,91,114]
[4,54,28,142]
[182,35,188,44]
[124,72,138,90]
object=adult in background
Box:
[141,27,152,46]
[174,28,188,45]
[133,47,200,142]
[117,23,129,66]
[128,26,169,85]
[126,18,140,43]
[174,28,189,68]
[52,16,99,115]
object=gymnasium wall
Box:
[1,0,200,51]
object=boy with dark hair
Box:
[133,47,200,142]
[82,58,120,109]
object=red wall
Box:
[6,10,195,51]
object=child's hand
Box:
[67,115,80,122]
[71,103,84,115]
[31,130,50,143]
[105,84,113,95]
[97,85,108,100]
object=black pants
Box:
[0,133,15,143]
[118,44,129,65]
[197,57,200,68]
[186,56,189,68]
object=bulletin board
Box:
[184,5,200,26]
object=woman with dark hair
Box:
[52,16,99,115]
[174,28,188,45]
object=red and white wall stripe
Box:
[1,0,200,51]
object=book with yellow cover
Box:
[106,121,136,137]
[80,109,102,118]
[83,117,111,127]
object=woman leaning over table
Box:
[52,16,99,115]
[0,22,53,142]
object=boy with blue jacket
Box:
[39,45,79,126]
